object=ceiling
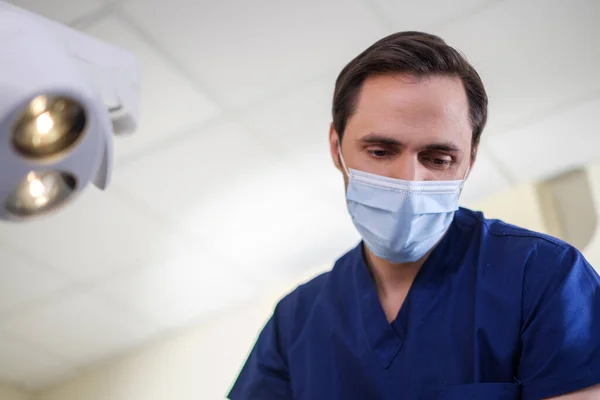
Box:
[0,0,599,392]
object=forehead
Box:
[347,73,472,147]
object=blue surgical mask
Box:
[338,147,466,263]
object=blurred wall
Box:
[32,163,600,400]
[470,183,549,234]
[32,265,328,400]
[0,383,29,400]
[32,299,271,400]
[583,162,600,266]
[469,162,600,269]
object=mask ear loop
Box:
[337,142,350,177]
[459,164,471,193]
[463,165,470,179]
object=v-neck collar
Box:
[353,219,458,369]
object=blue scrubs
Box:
[229,208,600,399]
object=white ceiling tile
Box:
[184,161,360,282]
[6,0,104,24]
[0,290,158,365]
[268,193,360,281]
[115,119,359,281]
[244,76,334,159]
[224,85,362,278]
[488,97,600,183]
[370,0,500,30]
[84,16,222,161]
[434,0,600,132]
[459,145,512,206]
[114,120,279,220]
[243,74,354,200]
[0,331,74,391]
[96,241,258,330]
[0,186,180,282]
[0,248,70,316]
[122,0,386,107]
[293,147,347,197]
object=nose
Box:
[390,154,424,181]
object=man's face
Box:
[330,74,476,184]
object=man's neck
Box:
[362,245,431,322]
[363,244,430,297]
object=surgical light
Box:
[4,171,77,217]
[12,95,87,158]
[0,1,141,222]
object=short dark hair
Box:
[332,31,488,153]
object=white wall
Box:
[469,182,549,234]
[33,267,326,400]
[0,383,29,400]
[32,164,600,400]
[469,163,600,268]
[33,299,272,400]
[583,162,600,267]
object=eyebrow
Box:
[358,133,402,146]
[358,132,461,153]
[422,142,461,153]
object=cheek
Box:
[362,151,419,180]
[353,152,392,175]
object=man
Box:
[228,32,600,399]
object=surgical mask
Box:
[338,146,467,263]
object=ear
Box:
[467,143,479,179]
[329,123,342,172]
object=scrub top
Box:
[229,208,600,400]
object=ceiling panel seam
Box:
[110,5,318,161]
[428,0,506,32]
[68,2,117,29]
[0,327,75,366]
[360,0,395,32]
[491,88,600,135]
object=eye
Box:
[422,155,453,169]
[367,149,392,158]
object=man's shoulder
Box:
[456,207,571,254]
[452,208,594,293]
[278,270,331,314]
[456,208,596,292]
[278,245,358,310]
[272,270,331,346]
[274,246,358,342]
